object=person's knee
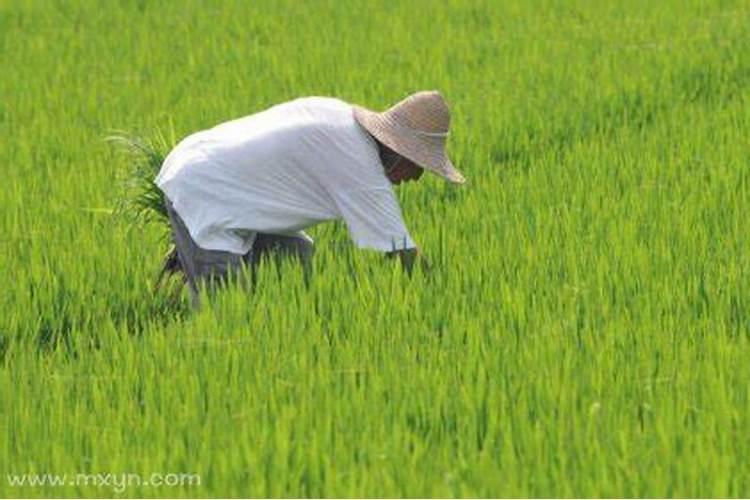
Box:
[278,236,314,266]
[252,233,314,264]
[295,237,315,260]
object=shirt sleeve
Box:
[333,188,416,252]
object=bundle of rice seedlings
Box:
[107,128,186,296]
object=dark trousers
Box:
[165,200,314,308]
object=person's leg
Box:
[250,232,314,263]
[165,200,202,308]
[248,231,315,282]
[165,200,246,308]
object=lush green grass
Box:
[2,0,750,496]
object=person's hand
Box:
[386,247,430,276]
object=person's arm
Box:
[386,247,431,275]
[333,187,419,256]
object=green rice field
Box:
[2,0,750,496]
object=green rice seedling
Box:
[106,128,184,295]
[107,129,175,226]
[2,0,750,497]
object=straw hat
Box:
[352,91,465,184]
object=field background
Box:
[2,0,750,497]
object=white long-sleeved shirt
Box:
[155,97,415,254]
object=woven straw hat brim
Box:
[353,106,466,184]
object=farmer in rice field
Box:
[155,90,465,307]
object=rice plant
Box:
[1,0,749,497]
[107,129,186,294]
